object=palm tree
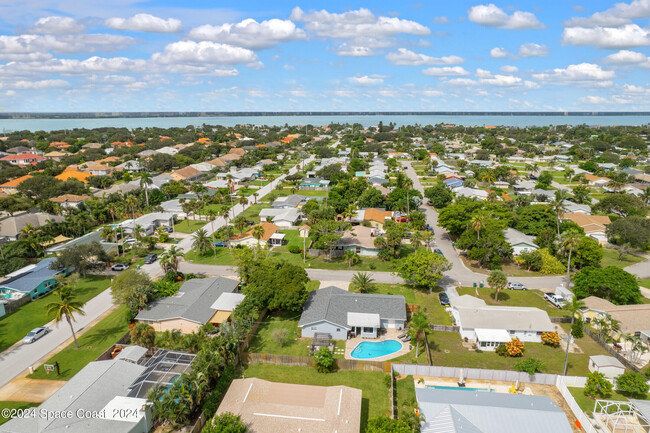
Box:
[133,224,144,241]
[46,286,85,349]
[101,226,116,245]
[238,196,248,208]
[410,230,424,250]
[561,229,581,288]
[550,190,569,237]
[107,202,119,225]
[403,178,413,215]
[233,215,248,234]
[343,250,360,268]
[139,172,153,207]
[562,296,586,375]
[160,245,182,273]
[20,223,37,239]
[470,216,483,240]
[342,203,358,222]
[206,208,218,234]
[487,270,508,302]
[192,228,210,255]
[252,225,265,248]
[409,312,430,359]
[253,192,259,204]
[351,272,375,293]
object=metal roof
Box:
[455,306,554,333]
[0,257,58,293]
[210,292,245,312]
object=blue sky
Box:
[0,0,649,112]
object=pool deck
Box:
[412,376,533,395]
[344,329,411,361]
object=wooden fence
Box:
[550,316,573,323]
[95,331,132,361]
[429,324,460,332]
[3,294,31,315]
[583,327,642,373]
[245,352,392,372]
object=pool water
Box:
[350,340,402,359]
[426,385,494,392]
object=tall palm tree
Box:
[252,225,265,248]
[550,190,569,237]
[101,226,116,245]
[133,224,144,241]
[470,216,483,240]
[46,286,85,349]
[561,229,582,288]
[192,228,210,255]
[233,215,248,234]
[351,272,375,293]
[125,195,138,236]
[403,178,413,215]
[410,230,424,250]
[160,245,182,273]
[139,172,153,207]
[343,203,358,222]
[107,202,119,225]
[409,312,430,359]
[562,296,586,375]
[20,223,37,239]
[206,208,218,234]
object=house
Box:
[300,177,330,189]
[335,226,380,256]
[84,163,115,176]
[116,160,145,172]
[93,182,139,197]
[561,213,611,243]
[135,277,239,333]
[298,286,406,339]
[209,292,246,326]
[504,228,539,255]
[589,355,625,381]
[258,208,301,227]
[298,224,310,238]
[0,211,64,241]
[450,295,555,350]
[454,187,489,200]
[44,150,68,161]
[579,296,650,339]
[0,258,60,300]
[119,212,175,236]
[170,166,203,182]
[563,200,591,214]
[128,173,174,190]
[50,194,91,209]
[0,152,45,166]
[207,156,227,167]
[56,169,91,183]
[585,174,611,187]
[230,222,279,247]
[362,208,393,229]
[443,177,464,189]
[271,194,309,209]
[216,378,361,433]
[0,174,33,194]
[47,230,119,255]
[416,388,572,433]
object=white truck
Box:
[544,292,566,308]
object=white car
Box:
[23,327,49,344]
[544,292,566,308]
[507,282,527,290]
[111,263,130,272]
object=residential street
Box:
[0,288,115,389]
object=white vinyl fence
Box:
[392,364,558,385]
[555,375,598,433]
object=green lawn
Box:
[243,364,391,430]
[568,388,634,415]
[601,248,644,269]
[456,287,571,317]
[273,230,311,253]
[0,402,39,426]
[250,180,270,187]
[174,219,207,234]
[262,189,327,201]
[0,275,111,352]
[247,311,345,358]
[640,278,650,289]
[363,283,451,325]
[184,248,237,266]
[28,305,130,380]
[394,376,417,421]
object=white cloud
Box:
[333,88,356,97]
[433,16,450,24]
[13,79,70,89]
[0,34,135,54]
[467,4,545,30]
[621,83,650,94]
[336,43,375,56]
[445,78,477,86]
[386,48,463,66]
[422,66,469,76]
[533,63,616,85]
[564,0,650,27]
[27,16,85,34]
[151,41,257,65]
[500,65,519,73]
[347,74,386,85]
[105,14,182,33]
[580,95,608,104]
[562,24,650,49]
[188,19,305,49]
[603,49,650,67]
[518,42,549,57]
[420,89,444,97]
[479,74,522,86]
[490,47,508,58]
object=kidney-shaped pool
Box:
[350,339,403,360]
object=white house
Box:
[450,295,555,351]
[504,228,539,256]
[589,355,625,381]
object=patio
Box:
[344,328,412,361]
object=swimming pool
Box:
[350,340,402,359]
[426,385,494,392]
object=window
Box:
[363,327,374,333]
[336,328,341,332]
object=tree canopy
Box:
[573,266,641,305]
[397,248,451,289]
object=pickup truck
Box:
[544,292,566,308]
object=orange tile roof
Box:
[585,174,609,182]
[231,222,279,242]
[50,194,90,203]
[1,174,33,188]
[55,169,91,183]
[363,208,393,223]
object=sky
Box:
[0,0,649,112]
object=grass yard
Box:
[568,388,633,415]
[174,219,207,234]
[460,255,557,277]
[243,364,391,430]
[273,230,311,253]
[184,248,237,266]
[639,278,650,289]
[247,311,345,358]
[456,287,571,317]
[28,305,130,380]
[394,376,417,421]
[250,179,270,187]
[240,203,269,222]
[120,247,164,267]
[601,248,644,269]
[0,402,39,426]
[0,275,111,352]
[362,283,451,325]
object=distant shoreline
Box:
[2,111,649,119]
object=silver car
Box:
[23,327,49,344]
[507,282,527,290]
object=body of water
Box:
[0,114,649,132]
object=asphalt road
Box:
[0,288,115,389]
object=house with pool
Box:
[450,295,555,351]
[298,286,406,339]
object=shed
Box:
[589,355,625,380]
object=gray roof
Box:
[271,194,309,209]
[417,388,572,433]
[136,277,238,324]
[0,212,64,238]
[589,355,625,368]
[47,230,117,253]
[92,182,138,197]
[0,258,58,293]
[455,305,554,332]
[631,399,650,424]
[504,228,539,248]
[298,286,406,329]
[0,359,146,433]
[532,188,555,198]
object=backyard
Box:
[456,287,572,317]
[243,363,391,430]
[0,274,112,352]
[27,305,130,380]
[568,387,635,415]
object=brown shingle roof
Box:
[561,213,610,230]
[50,194,91,203]
[172,166,202,180]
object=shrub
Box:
[515,357,545,375]
[495,343,508,357]
[288,245,301,254]
[584,371,613,399]
[270,328,290,346]
[202,365,236,418]
[505,338,525,357]
[571,319,584,339]
[313,346,334,373]
[616,371,649,398]
[541,331,561,347]
[202,411,247,433]
[539,249,566,275]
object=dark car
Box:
[438,292,450,307]
[433,248,444,257]
[213,241,227,247]
[246,220,255,226]
[144,254,158,264]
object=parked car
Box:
[161,226,173,233]
[544,292,566,308]
[23,327,49,344]
[111,263,130,272]
[438,292,450,306]
[144,254,158,264]
[507,282,527,290]
[246,220,255,226]
[124,238,136,244]
[433,248,444,257]
[213,241,227,247]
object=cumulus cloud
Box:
[347,74,387,85]
[564,0,650,27]
[151,41,257,65]
[604,49,650,67]
[386,48,463,66]
[336,43,375,56]
[500,65,519,73]
[490,47,508,58]
[518,42,549,57]
[13,79,70,89]
[562,24,650,49]
[467,4,545,30]
[580,95,608,104]
[533,62,616,85]
[474,69,539,88]
[188,19,305,49]
[27,16,85,34]
[422,66,469,76]
[0,34,135,54]
[105,14,182,33]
